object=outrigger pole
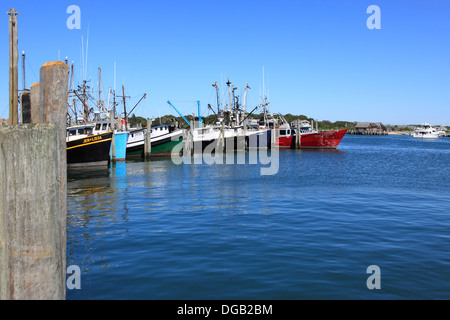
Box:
[167,100,190,127]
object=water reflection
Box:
[67,161,128,273]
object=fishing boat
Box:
[66,124,113,168]
[259,113,347,149]
[412,123,439,139]
[126,122,183,158]
[204,80,271,150]
[293,119,347,149]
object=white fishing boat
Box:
[126,123,183,157]
[412,123,439,139]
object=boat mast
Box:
[212,82,220,115]
[242,82,250,116]
[227,79,232,113]
[98,67,103,113]
[121,85,129,128]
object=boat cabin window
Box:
[102,123,108,130]
[95,123,101,131]
[280,130,287,136]
[78,128,92,135]
[68,129,77,136]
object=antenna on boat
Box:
[212,82,221,115]
[226,79,232,112]
[262,65,265,105]
[242,82,250,116]
[114,61,116,93]
[81,36,84,80]
[85,24,89,80]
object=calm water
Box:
[66,135,450,300]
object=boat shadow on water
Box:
[297,148,345,153]
[67,166,110,182]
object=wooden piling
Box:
[190,120,194,154]
[0,123,65,300]
[20,91,31,124]
[30,83,41,123]
[144,118,152,159]
[295,120,301,149]
[8,9,19,125]
[39,61,69,299]
[110,109,116,161]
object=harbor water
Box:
[66,135,450,299]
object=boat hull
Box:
[276,136,294,148]
[67,131,113,168]
[412,134,439,139]
[299,129,348,149]
[113,132,129,160]
[126,131,183,158]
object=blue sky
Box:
[2,0,450,125]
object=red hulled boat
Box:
[260,116,347,149]
[298,129,348,149]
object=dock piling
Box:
[145,118,152,159]
[110,109,116,161]
[30,83,41,123]
[0,124,65,300]
[20,91,31,124]
[8,8,19,125]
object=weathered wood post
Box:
[29,83,41,123]
[20,91,31,124]
[295,120,301,149]
[110,109,116,161]
[118,114,122,131]
[190,120,194,154]
[271,126,276,150]
[0,123,64,300]
[8,9,19,125]
[182,129,189,157]
[144,118,152,159]
[221,121,225,153]
[39,61,69,299]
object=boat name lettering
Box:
[83,136,102,144]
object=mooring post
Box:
[39,61,69,299]
[182,129,188,157]
[29,82,41,123]
[190,120,194,154]
[20,91,31,124]
[0,123,65,300]
[294,120,298,149]
[110,109,116,161]
[118,114,122,131]
[144,118,152,159]
[221,121,225,153]
[8,8,19,125]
